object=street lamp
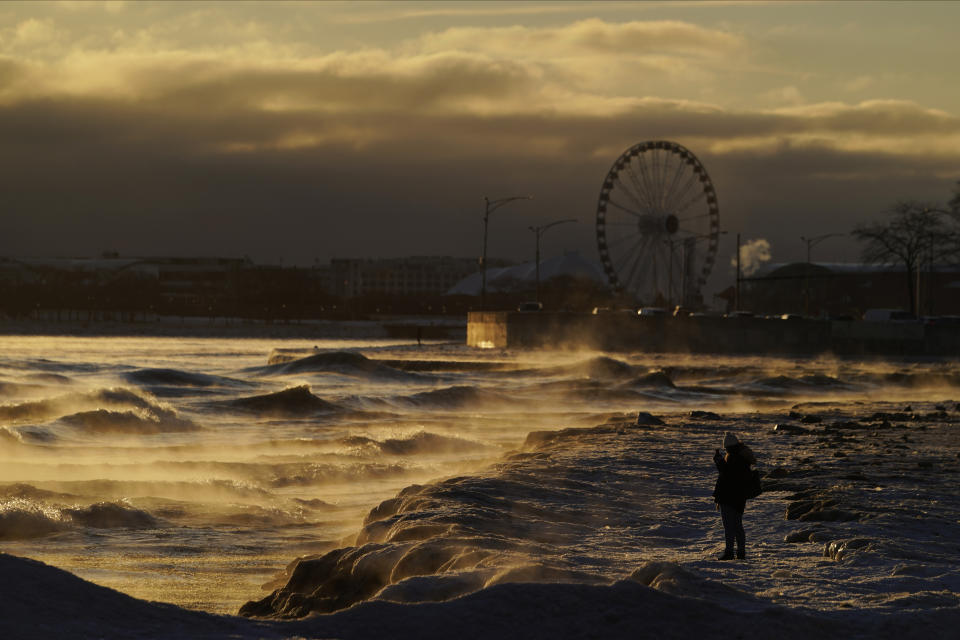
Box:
[801,233,844,264]
[528,218,577,304]
[800,232,844,315]
[481,195,532,310]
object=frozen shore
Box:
[238,397,960,616]
[4,552,960,640]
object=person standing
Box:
[712,432,757,560]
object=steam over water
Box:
[2,335,959,625]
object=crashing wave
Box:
[2,495,158,537]
[225,386,339,416]
[339,431,493,456]
[397,386,507,409]
[628,370,676,388]
[3,425,57,443]
[0,502,65,540]
[0,387,182,425]
[60,409,198,434]
[797,374,845,387]
[0,484,74,501]
[569,356,634,380]
[754,375,806,389]
[124,368,239,388]
[261,351,416,380]
[63,502,159,529]
[266,462,409,488]
[266,349,312,366]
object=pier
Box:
[467,312,960,356]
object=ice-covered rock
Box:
[823,538,872,561]
[785,497,838,520]
[784,527,822,543]
[800,508,861,522]
[690,410,723,420]
[774,423,811,435]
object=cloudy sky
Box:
[1,1,958,276]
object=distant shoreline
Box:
[0,317,467,341]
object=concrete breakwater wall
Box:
[467,312,960,356]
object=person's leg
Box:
[734,509,745,558]
[718,505,736,559]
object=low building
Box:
[743,262,960,317]
[446,251,607,296]
[327,256,483,298]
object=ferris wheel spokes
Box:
[622,164,656,212]
[662,159,690,210]
[671,187,708,217]
[665,172,704,212]
[624,236,652,291]
[606,197,644,218]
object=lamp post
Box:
[481,195,531,310]
[666,231,726,309]
[801,233,843,264]
[528,218,576,304]
[736,232,740,311]
[800,233,843,316]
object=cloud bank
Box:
[0,6,957,267]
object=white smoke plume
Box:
[732,238,772,276]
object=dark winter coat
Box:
[712,443,756,513]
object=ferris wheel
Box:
[595,140,720,307]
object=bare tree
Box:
[852,201,960,316]
[950,180,960,216]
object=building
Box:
[326,256,482,298]
[743,262,960,317]
[446,251,607,295]
[0,255,327,319]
